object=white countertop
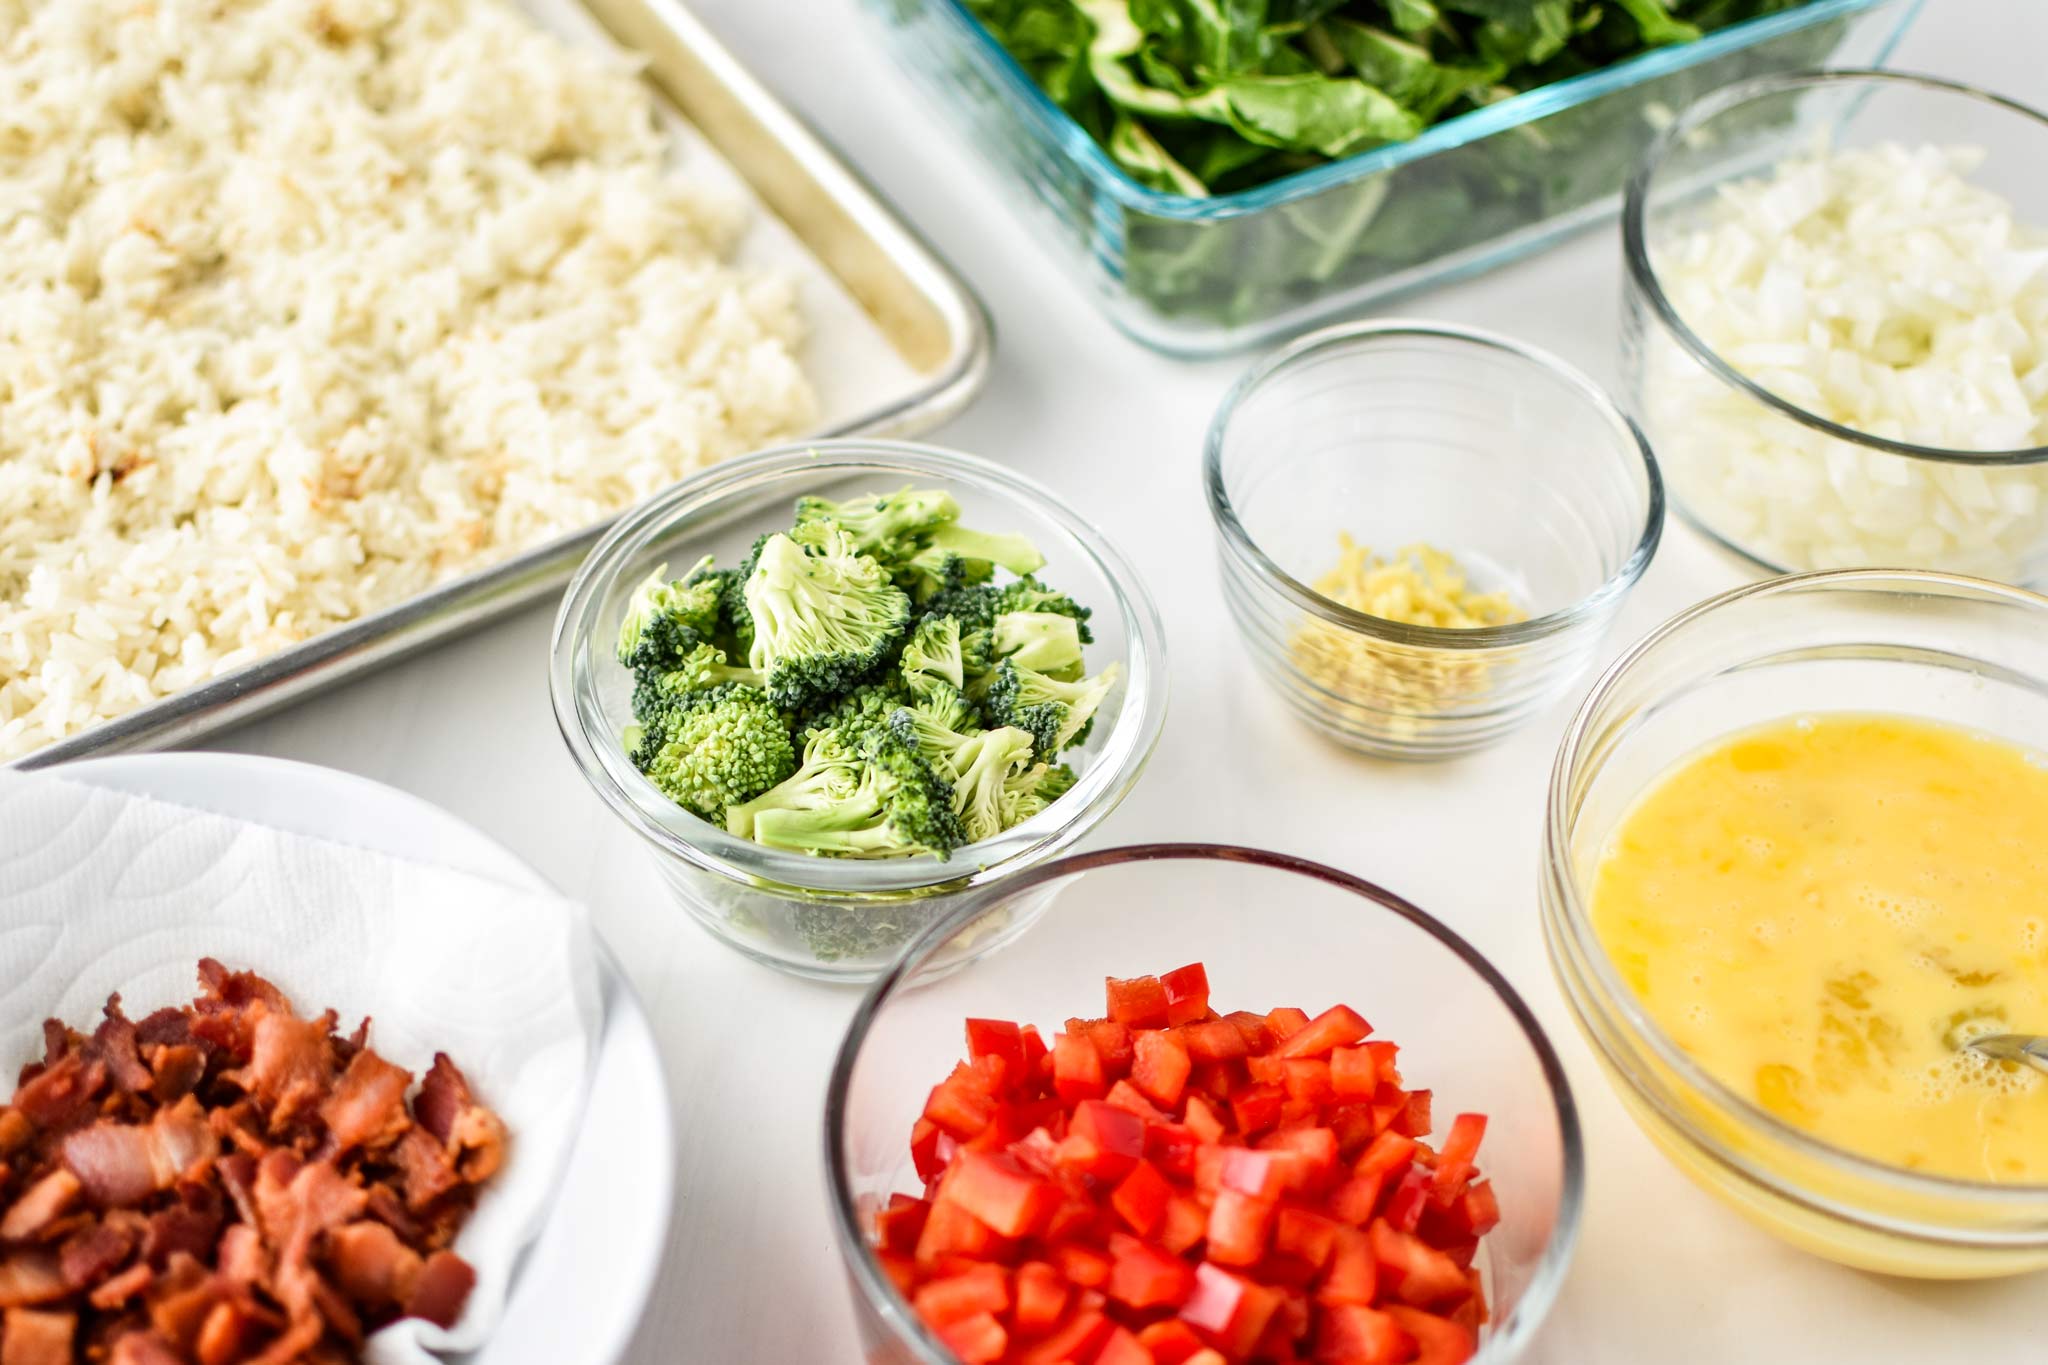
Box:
[204,2,2043,1361]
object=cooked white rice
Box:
[0,0,815,760]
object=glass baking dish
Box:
[863,0,1922,356]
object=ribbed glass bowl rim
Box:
[547,440,1169,898]
[824,843,1587,1364]
[1622,67,2048,467]
[1204,319,1664,651]
[1543,568,2048,1218]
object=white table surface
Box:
[198,2,2045,1361]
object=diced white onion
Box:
[1642,141,2048,582]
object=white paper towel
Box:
[0,767,602,1364]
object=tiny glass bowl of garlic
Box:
[1205,320,1664,759]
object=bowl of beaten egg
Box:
[1541,570,2048,1277]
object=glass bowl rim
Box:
[1622,67,2048,467]
[1204,318,1665,651]
[916,0,1916,220]
[547,439,1170,898]
[1545,566,2048,1210]
[823,841,1588,1364]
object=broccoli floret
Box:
[921,575,1090,640]
[794,486,960,563]
[1000,761,1079,827]
[980,659,1120,756]
[894,544,997,603]
[730,727,963,859]
[630,643,765,725]
[797,678,912,750]
[990,611,1086,681]
[945,725,1037,844]
[900,614,994,697]
[743,530,912,712]
[630,684,794,824]
[790,900,924,964]
[886,685,982,776]
[680,555,754,659]
[615,561,722,672]
[924,524,1045,577]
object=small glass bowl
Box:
[1206,320,1663,760]
[549,441,1168,983]
[826,844,1584,1364]
[1622,70,2048,587]
[1541,569,2048,1278]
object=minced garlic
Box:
[1289,539,1527,732]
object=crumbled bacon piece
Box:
[1,964,504,1363]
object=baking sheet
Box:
[13,0,989,770]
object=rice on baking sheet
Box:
[0,0,816,761]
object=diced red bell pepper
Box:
[1132,1029,1192,1109]
[1160,963,1212,1027]
[1183,1094,1227,1143]
[1071,1098,1146,1175]
[1136,1319,1206,1365]
[875,1193,931,1254]
[1051,1243,1112,1289]
[1013,1261,1069,1337]
[1111,1160,1173,1237]
[1179,1263,1280,1359]
[1273,1206,1340,1269]
[1158,1193,1207,1256]
[1053,1031,1107,1106]
[915,1198,1004,1268]
[1021,1023,1051,1076]
[1316,1225,1375,1307]
[1275,1005,1372,1059]
[912,1263,1010,1326]
[1042,1195,1102,1246]
[1230,1082,1285,1137]
[1314,1304,1411,1365]
[925,1067,999,1140]
[945,1150,1060,1238]
[1391,1088,1433,1138]
[1204,1188,1275,1267]
[1260,1126,1339,1193]
[1383,1305,1477,1365]
[1246,1054,1288,1086]
[1213,1147,1288,1200]
[1281,1058,1336,1108]
[1107,1232,1197,1310]
[1145,1121,1201,1181]
[1382,1165,1433,1234]
[1224,1010,1273,1052]
[876,1250,916,1295]
[1327,1171,1387,1226]
[1431,1113,1487,1203]
[1329,1046,1378,1098]
[1364,1040,1401,1086]
[1265,1006,1312,1043]
[1105,1079,1168,1122]
[1182,1353,1227,1365]
[1106,975,1171,1028]
[935,1311,1007,1363]
[1065,1018,1135,1075]
[1093,1324,1156,1365]
[1370,1219,1471,1309]
[965,1018,1026,1088]
[1016,1311,1113,1365]
[1460,1181,1500,1237]
[1356,1130,1417,1178]
[1326,1103,1379,1160]
[1175,1017,1248,1063]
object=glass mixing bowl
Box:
[550,441,1168,982]
[1207,320,1662,759]
[1542,569,2048,1277]
[827,844,1584,1362]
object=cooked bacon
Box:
[318,1055,410,1157]
[12,1059,100,1133]
[60,1100,211,1211]
[1,1307,75,1365]
[58,1219,135,1291]
[146,1049,205,1106]
[0,1252,64,1310]
[85,1264,150,1311]
[109,1331,183,1365]
[0,1173,80,1244]
[6,964,504,1363]
[402,1252,475,1330]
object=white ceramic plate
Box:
[55,753,673,1365]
